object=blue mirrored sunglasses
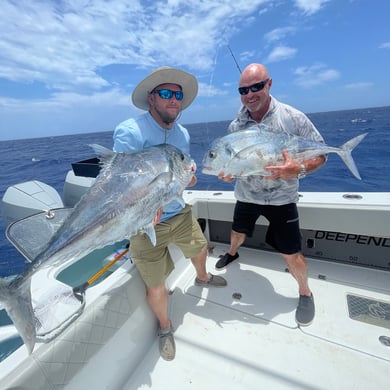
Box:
[151,89,184,100]
[238,79,269,95]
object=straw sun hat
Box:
[131,66,198,110]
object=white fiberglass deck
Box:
[122,243,389,390]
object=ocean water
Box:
[0,105,389,270]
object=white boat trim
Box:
[1,190,389,389]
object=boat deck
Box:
[123,243,390,390]
[2,188,390,389]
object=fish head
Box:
[202,128,282,177]
[163,144,195,187]
[202,137,237,176]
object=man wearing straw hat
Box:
[113,67,227,361]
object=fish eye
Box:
[208,151,217,159]
[180,153,185,161]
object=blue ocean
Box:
[0,105,389,268]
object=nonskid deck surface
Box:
[123,244,390,390]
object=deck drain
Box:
[232,292,242,300]
[347,294,390,330]
[379,336,390,347]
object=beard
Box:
[155,105,180,125]
[245,97,264,113]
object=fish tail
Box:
[337,133,368,180]
[0,277,36,353]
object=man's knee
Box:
[147,283,166,296]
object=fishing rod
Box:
[228,44,242,74]
[72,246,130,301]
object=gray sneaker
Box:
[295,294,315,326]
[195,273,227,287]
[158,325,175,361]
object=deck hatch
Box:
[347,294,390,330]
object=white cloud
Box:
[198,82,226,97]
[0,0,270,92]
[294,0,331,15]
[266,46,297,62]
[379,42,390,49]
[0,89,131,113]
[294,63,340,88]
[345,82,373,89]
[264,27,296,44]
[239,50,258,64]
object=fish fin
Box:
[337,133,368,180]
[152,171,173,185]
[88,144,115,157]
[225,143,267,175]
[233,142,270,159]
[141,172,180,246]
[0,278,36,353]
[88,144,116,165]
[143,224,157,246]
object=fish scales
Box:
[202,125,367,180]
[0,144,195,353]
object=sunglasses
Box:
[151,89,184,101]
[238,79,269,95]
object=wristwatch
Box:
[297,163,306,179]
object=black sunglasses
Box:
[151,89,184,100]
[238,79,269,95]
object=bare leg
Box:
[228,230,247,255]
[190,244,209,281]
[146,284,170,329]
[282,252,311,296]
[148,283,176,360]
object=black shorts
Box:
[232,200,301,255]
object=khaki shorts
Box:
[130,204,207,287]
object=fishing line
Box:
[205,45,220,133]
[203,43,242,191]
[201,43,241,191]
[228,44,242,74]
[203,45,220,191]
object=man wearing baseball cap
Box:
[113,67,227,361]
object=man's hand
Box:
[187,175,197,187]
[264,150,301,180]
[218,172,235,182]
[153,207,163,226]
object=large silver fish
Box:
[202,125,367,179]
[0,143,195,353]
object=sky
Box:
[0,0,389,141]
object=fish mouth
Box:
[191,161,197,174]
[201,166,212,173]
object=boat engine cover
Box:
[1,180,63,226]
